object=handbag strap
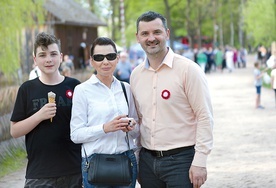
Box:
[120,82,130,151]
[120,81,129,106]
[83,81,131,165]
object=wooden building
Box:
[22,0,106,73]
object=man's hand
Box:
[189,165,207,188]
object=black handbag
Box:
[84,82,133,186]
[87,153,132,186]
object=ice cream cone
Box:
[48,91,56,122]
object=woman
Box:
[70,37,139,188]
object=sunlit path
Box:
[202,54,276,187]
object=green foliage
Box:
[0,147,26,178]
[0,0,44,77]
[243,0,276,47]
[71,0,275,51]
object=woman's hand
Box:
[103,115,136,133]
[124,118,136,132]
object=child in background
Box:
[253,62,268,109]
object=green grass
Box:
[0,148,27,178]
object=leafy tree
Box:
[124,0,165,46]
[0,0,44,80]
[243,0,276,47]
[77,0,275,52]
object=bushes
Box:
[0,139,26,177]
[0,86,18,115]
[0,86,18,141]
[0,86,26,177]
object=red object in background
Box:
[181,37,189,45]
[180,36,213,49]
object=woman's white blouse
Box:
[70,74,140,157]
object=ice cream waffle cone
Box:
[48,91,56,122]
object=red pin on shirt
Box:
[66,89,73,99]
[161,90,170,100]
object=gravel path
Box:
[1,54,275,188]
[202,55,276,188]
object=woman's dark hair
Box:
[136,11,167,32]
[33,32,61,56]
[90,37,117,56]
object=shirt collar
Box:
[88,74,118,86]
[89,74,100,84]
[144,47,174,69]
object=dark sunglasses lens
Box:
[93,55,104,61]
[106,53,117,60]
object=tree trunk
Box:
[163,0,175,51]
[111,0,116,41]
[212,0,218,47]
[230,2,234,47]
[218,1,224,48]
[197,5,202,49]
[238,0,244,47]
[184,0,192,48]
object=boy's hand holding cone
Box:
[48,91,56,122]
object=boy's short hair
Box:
[34,32,61,56]
[254,62,259,68]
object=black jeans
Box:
[139,147,195,188]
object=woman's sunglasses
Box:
[92,53,117,62]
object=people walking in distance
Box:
[253,62,269,109]
[61,54,75,74]
[258,45,267,67]
[205,47,215,73]
[214,47,224,72]
[182,49,195,61]
[10,32,82,187]
[79,42,87,69]
[238,47,247,68]
[114,51,133,83]
[130,11,214,188]
[70,37,140,188]
[196,48,208,73]
[225,46,234,72]
[61,65,72,77]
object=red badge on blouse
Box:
[161,90,170,100]
[66,90,73,99]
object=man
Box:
[10,32,82,187]
[114,51,133,83]
[61,54,75,74]
[130,11,213,188]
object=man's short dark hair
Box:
[34,32,61,56]
[136,11,167,32]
